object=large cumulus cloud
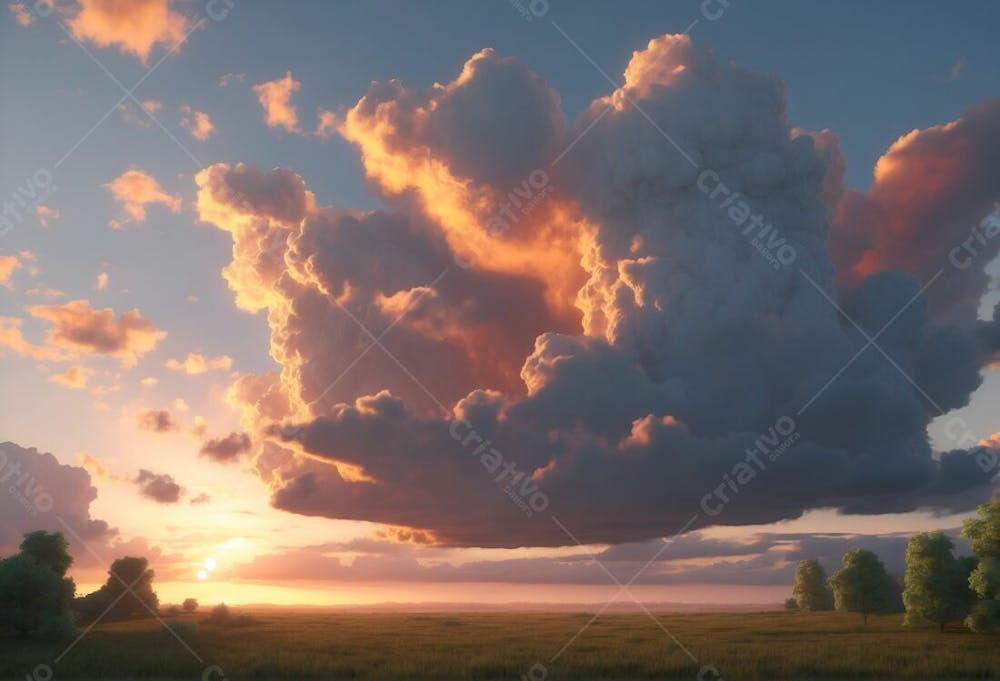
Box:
[199,36,998,548]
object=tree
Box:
[19,531,73,577]
[829,549,896,624]
[182,598,199,612]
[903,531,976,632]
[783,597,798,610]
[963,498,1000,558]
[0,532,76,640]
[74,556,158,621]
[792,559,833,611]
[962,499,1000,632]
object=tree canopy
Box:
[830,548,897,624]
[963,499,1000,632]
[74,556,159,621]
[902,531,976,632]
[792,559,833,611]
[0,531,76,640]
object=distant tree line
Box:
[787,499,1000,632]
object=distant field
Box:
[2,610,998,679]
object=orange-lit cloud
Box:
[95,271,109,291]
[338,48,585,319]
[179,105,214,140]
[0,316,67,361]
[35,204,60,227]
[104,168,181,228]
[117,99,163,128]
[7,2,32,25]
[314,109,338,139]
[28,299,166,365]
[0,254,20,288]
[829,100,1000,314]
[253,71,301,133]
[166,352,232,374]
[26,286,65,299]
[49,365,93,389]
[198,37,999,549]
[65,0,192,63]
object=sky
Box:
[1,0,998,607]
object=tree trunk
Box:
[863,613,868,625]
[939,621,945,633]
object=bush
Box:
[207,603,230,624]
[205,603,256,627]
[784,597,798,610]
[182,598,198,612]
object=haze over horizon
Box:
[1,0,999,608]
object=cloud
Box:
[201,35,997,548]
[7,2,32,25]
[95,271,108,291]
[26,286,64,299]
[949,56,968,81]
[104,168,181,228]
[179,105,214,140]
[252,71,301,133]
[314,109,338,139]
[828,99,1000,316]
[0,441,112,561]
[134,469,182,503]
[165,352,232,374]
[28,299,165,365]
[140,376,158,386]
[190,492,211,504]
[49,365,93,389]
[0,316,67,361]
[35,205,60,227]
[135,408,179,433]
[117,99,163,128]
[64,0,192,64]
[218,72,246,87]
[227,529,953,587]
[0,254,20,288]
[200,431,251,463]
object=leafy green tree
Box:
[962,499,1000,632]
[903,531,976,632]
[0,532,76,640]
[792,559,833,611]
[963,498,1000,557]
[74,556,158,621]
[829,549,896,624]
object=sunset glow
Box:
[1,0,998,617]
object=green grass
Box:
[2,610,998,679]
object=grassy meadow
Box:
[2,609,998,679]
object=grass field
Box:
[2,610,998,679]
